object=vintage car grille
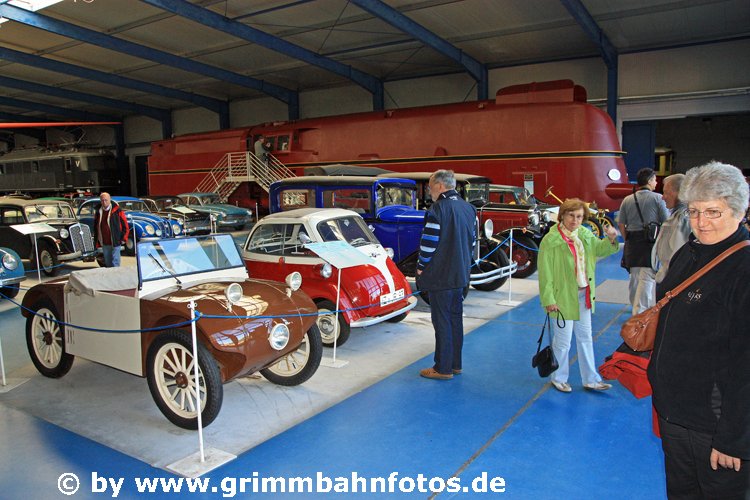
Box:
[69,223,95,254]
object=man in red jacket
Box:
[94,192,129,267]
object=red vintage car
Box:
[241,208,417,347]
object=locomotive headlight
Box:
[385,247,395,259]
[608,169,622,181]
[225,282,243,306]
[319,262,333,278]
[59,228,69,239]
[145,225,156,236]
[2,252,18,270]
[268,323,290,350]
[171,222,182,235]
[483,219,494,239]
[542,211,551,223]
[285,271,302,292]
[529,213,539,226]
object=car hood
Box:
[152,278,316,328]
[376,205,425,223]
[123,211,169,224]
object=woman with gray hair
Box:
[648,161,750,498]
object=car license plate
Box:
[380,288,405,307]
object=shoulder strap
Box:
[659,240,750,306]
[536,313,551,352]
[633,189,646,225]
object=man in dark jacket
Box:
[416,170,476,380]
[94,192,129,267]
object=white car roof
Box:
[260,208,361,225]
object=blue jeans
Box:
[428,288,465,375]
[101,245,121,267]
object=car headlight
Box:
[319,262,333,278]
[145,225,156,236]
[2,252,18,271]
[225,282,243,305]
[245,209,253,216]
[268,323,290,350]
[529,213,539,226]
[542,211,551,222]
[59,228,69,239]
[385,247,395,259]
[483,219,494,239]
[285,271,302,291]
[171,222,181,235]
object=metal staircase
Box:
[193,152,296,202]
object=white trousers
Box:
[550,289,602,386]
[629,266,656,315]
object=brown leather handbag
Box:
[621,240,749,351]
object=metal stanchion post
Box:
[189,300,205,463]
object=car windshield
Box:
[316,216,377,246]
[138,234,243,282]
[465,183,489,204]
[377,185,415,208]
[199,195,221,205]
[116,200,149,212]
[24,203,75,221]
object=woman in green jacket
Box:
[538,198,619,393]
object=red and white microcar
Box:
[241,208,417,347]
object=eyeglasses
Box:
[685,208,723,219]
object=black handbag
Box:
[532,313,559,377]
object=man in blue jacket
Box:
[416,170,476,380]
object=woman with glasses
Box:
[648,161,750,498]
[538,198,619,393]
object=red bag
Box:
[599,343,652,399]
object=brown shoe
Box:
[420,367,453,380]
[452,369,462,375]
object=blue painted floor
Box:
[0,252,667,499]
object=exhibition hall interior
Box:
[0,1,748,498]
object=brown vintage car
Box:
[20,233,322,429]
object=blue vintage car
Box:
[0,247,26,299]
[77,197,184,255]
[178,192,253,231]
[269,176,513,291]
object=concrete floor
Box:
[0,247,667,499]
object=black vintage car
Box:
[140,195,212,236]
[0,197,96,276]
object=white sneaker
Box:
[583,382,612,391]
[551,381,572,393]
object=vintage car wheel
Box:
[36,244,59,277]
[1,284,20,299]
[261,324,323,386]
[472,249,511,291]
[146,330,223,430]
[315,299,351,347]
[26,298,74,378]
[124,238,136,256]
[583,217,603,238]
[501,234,538,279]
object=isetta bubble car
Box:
[241,208,417,347]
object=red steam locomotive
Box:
[148,79,630,211]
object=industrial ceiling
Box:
[0,0,748,133]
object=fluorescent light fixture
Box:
[0,1,66,24]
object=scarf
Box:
[559,223,588,288]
